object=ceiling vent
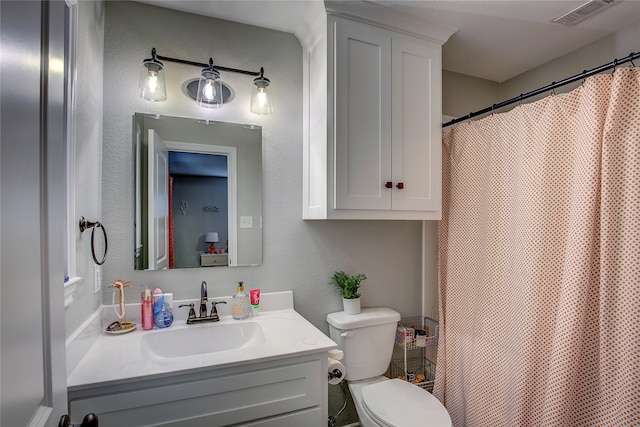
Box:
[553,0,616,26]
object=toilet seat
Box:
[361,379,452,427]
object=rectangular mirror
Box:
[133,113,262,270]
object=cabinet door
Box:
[391,37,441,212]
[334,18,392,210]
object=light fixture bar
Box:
[151,48,264,78]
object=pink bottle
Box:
[141,287,153,330]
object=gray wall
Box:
[97,1,423,337]
[502,20,640,102]
[443,20,640,121]
[443,70,500,118]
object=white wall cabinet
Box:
[302,4,455,220]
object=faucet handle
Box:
[179,303,196,320]
[209,301,227,321]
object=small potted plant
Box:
[329,270,367,315]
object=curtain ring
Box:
[91,223,108,265]
[581,70,587,86]
[630,53,636,67]
[518,94,523,106]
[550,82,557,96]
[612,59,618,74]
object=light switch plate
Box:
[94,265,102,294]
[240,216,253,229]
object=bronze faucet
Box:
[178,281,227,324]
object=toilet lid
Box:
[362,379,452,427]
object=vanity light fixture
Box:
[138,48,273,114]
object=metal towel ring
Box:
[79,216,108,265]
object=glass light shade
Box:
[138,59,167,102]
[250,77,274,115]
[196,68,223,108]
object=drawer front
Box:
[200,253,228,266]
[148,406,322,427]
[69,360,322,427]
[239,406,322,426]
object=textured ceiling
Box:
[134,0,640,82]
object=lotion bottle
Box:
[231,282,251,320]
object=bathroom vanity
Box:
[66,291,336,426]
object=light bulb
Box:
[147,72,158,94]
[250,76,273,115]
[256,89,267,107]
[202,80,216,100]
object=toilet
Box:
[327,307,451,427]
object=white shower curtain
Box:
[434,67,639,426]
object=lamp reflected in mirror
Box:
[205,232,219,254]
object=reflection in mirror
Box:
[134,113,262,270]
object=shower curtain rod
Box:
[442,51,640,129]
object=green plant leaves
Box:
[329,271,367,299]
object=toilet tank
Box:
[326,307,401,381]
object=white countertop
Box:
[67,291,336,391]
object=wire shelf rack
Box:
[394,316,438,349]
[392,316,439,393]
[390,357,436,392]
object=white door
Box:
[333,17,392,210]
[148,129,169,270]
[391,36,441,212]
[1,1,68,426]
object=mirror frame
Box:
[133,113,262,270]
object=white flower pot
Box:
[342,297,361,315]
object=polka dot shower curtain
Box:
[434,67,639,426]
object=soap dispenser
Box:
[231,281,251,320]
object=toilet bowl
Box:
[349,377,451,427]
[327,308,451,427]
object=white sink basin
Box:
[142,321,266,358]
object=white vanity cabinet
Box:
[302,3,455,220]
[65,294,336,427]
[68,353,325,427]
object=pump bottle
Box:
[231,282,251,320]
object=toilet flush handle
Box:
[340,331,354,337]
